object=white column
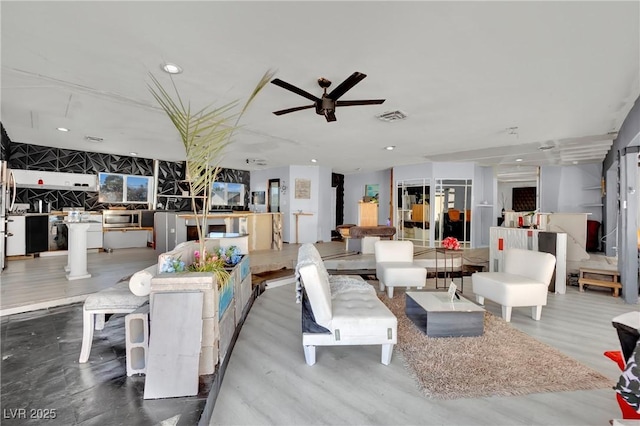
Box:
[66,222,91,280]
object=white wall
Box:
[344,169,391,225]
[250,166,288,237]
[540,164,603,222]
[252,161,607,248]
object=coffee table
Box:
[405,291,485,337]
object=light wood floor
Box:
[211,251,639,426]
[0,248,159,316]
[2,243,637,425]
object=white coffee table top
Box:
[406,291,485,313]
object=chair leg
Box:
[79,308,95,363]
[303,345,316,366]
[476,295,485,305]
[532,305,542,321]
[381,344,394,365]
[379,280,385,292]
[501,305,512,322]
[387,286,394,298]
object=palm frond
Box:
[148,69,275,283]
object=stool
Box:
[578,267,621,297]
[79,281,148,363]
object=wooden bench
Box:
[578,267,621,297]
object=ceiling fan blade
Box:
[271,79,320,103]
[336,99,386,107]
[272,104,315,116]
[324,110,337,122]
[327,72,367,101]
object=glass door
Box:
[435,179,472,247]
[267,179,280,213]
[395,178,430,247]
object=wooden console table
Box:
[293,212,313,244]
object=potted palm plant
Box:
[148,69,275,280]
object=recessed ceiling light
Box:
[385,146,395,151]
[57,127,70,132]
[161,63,183,74]
[311,159,317,163]
[515,158,523,162]
[130,152,138,156]
[572,161,578,164]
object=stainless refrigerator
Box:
[1,160,17,271]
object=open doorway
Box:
[267,179,280,213]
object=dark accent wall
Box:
[332,172,344,225]
[1,123,9,161]
[7,141,250,212]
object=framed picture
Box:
[295,178,311,199]
[365,184,380,199]
[251,191,266,205]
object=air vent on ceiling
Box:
[246,158,267,166]
[376,110,408,122]
[84,136,104,143]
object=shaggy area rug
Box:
[379,292,613,400]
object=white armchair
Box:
[296,244,397,365]
[374,240,427,297]
[471,248,556,322]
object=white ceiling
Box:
[1,1,638,176]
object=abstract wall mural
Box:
[7,141,250,212]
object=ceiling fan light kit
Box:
[271,71,385,122]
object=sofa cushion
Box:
[374,240,414,262]
[472,272,548,306]
[84,281,148,311]
[330,291,397,341]
[378,262,426,286]
[295,243,331,303]
[503,248,556,285]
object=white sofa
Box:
[295,243,397,365]
[471,248,556,322]
[374,240,427,298]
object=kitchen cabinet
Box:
[86,220,103,249]
[26,215,49,254]
[6,215,26,256]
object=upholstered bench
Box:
[296,243,397,365]
[79,271,154,363]
[471,248,556,322]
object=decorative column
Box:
[65,221,91,281]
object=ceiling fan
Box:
[270,71,385,122]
